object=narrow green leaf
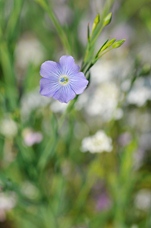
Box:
[87,24,90,42]
[6,0,23,40]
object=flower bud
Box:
[112,39,125,48]
[100,39,116,52]
[92,14,100,32]
[103,13,112,27]
[96,39,116,58]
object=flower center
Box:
[59,75,69,85]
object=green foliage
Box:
[0,0,151,227]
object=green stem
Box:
[6,0,23,41]
[0,41,18,111]
[35,0,72,54]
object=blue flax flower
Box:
[40,55,88,103]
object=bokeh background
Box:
[0,0,151,227]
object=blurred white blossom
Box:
[85,82,122,121]
[15,33,44,69]
[127,87,151,106]
[121,79,131,92]
[76,57,131,123]
[21,182,40,200]
[90,51,132,84]
[0,193,16,221]
[0,116,18,138]
[135,189,151,211]
[127,78,151,106]
[90,61,115,83]
[81,130,112,153]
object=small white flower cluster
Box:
[81,130,112,153]
[127,87,151,107]
[85,82,123,121]
[127,78,151,107]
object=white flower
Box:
[90,57,132,84]
[0,193,16,210]
[127,78,151,106]
[21,182,40,200]
[0,117,18,137]
[85,82,121,121]
[0,193,16,221]
[127,87,151,106]
[81,130,112,153]
[135,189,151,211]
[15,33,44,69]
[90,61,115,83]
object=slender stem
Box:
[35,0,72,54]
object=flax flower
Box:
[40,55,88,103]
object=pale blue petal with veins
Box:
[40,55,88,103]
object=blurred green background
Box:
[0,0,151,227]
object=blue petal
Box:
[40,61,61,79]
[59,55,80,76]
[70,72,89,94]
[40,78,61,97]
[53,85,76,103]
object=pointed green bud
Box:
[103,13,112,27]
[112,39,126,48]
[92,14,100,32]
[100,39,116,52]
[95,39,116,59]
